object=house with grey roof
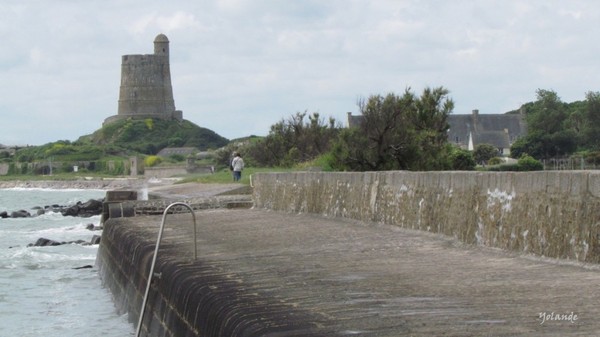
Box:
[347,109,527,157]
[448,109,527,156]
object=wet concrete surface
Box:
[118,206,600,336]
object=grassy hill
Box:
[85,118,229,154]
[6,118,230,170]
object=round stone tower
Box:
[104,34,182,125]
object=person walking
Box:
[231,152,245,182]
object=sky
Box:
[1,0,599,146]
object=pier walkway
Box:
[101,205,600,336]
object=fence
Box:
[542,158,600,170]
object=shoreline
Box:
[0,177,175,190]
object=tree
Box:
[512,89,576,159]
[410,87,454,170]
[330,87,453,171]
[246,112,340,167]
[474,143,499,164]
[583,91,600,150]
[527,89,567,135]
[330,91,416,171]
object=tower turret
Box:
[154,33,169,59]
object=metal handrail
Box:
[135,202,197,337]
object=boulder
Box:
[86,223,103,231]
[61,199,103,217]
[28,238,90,247]
[29,238,62,247]
[11,210,31,218]
[61,204,80,217]
[79,199,103,216]
[90,235,101,245]
[73,265,93,270]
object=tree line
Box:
[510,89,600,161]
[229,87,600,172]
[228,86,479,171]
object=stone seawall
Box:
[252,171,600,263]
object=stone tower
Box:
[103,34,183,125]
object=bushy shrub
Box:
[450,148,476,170]
[487,155,543,171]
[585,151,600,164]
[488,157,504,165]
[144,155,162,167]
[487,164,520,171]
[168,154,186,162]
[517,155,543,171]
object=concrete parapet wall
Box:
[252,171,600,263]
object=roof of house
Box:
[157,147,199,157]
[472,130,511,149]
[447,111,526,149]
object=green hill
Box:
[86,118,229,154]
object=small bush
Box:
[168,154,186,162]
[144,155,162,167]
[488,157,504,165]
[517,155,543,171]
[450,148,475,170]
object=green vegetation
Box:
[179,167,296,185]
[144,155,162,167]
[1,118,230,177]
[487,155,544,171]
[329,87,456,171]
[474,144,500,165]
[243,112,340,167]
[509,89,600,161]
[449,147,476,170]
[88,118,229,154]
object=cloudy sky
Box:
[1,0,599,146]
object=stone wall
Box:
[0,163,8,175]
[252,171,600,263]
[144,166,188,178]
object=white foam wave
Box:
[2,187,105,192]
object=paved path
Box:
[125,206,600,336]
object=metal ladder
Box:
[135,202,197,337]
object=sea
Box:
[0,188,134,337]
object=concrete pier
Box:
[97,209,600,336]
[96,172,600,336]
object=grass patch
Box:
[178,167,296,185]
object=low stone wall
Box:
[0,163,8,175]
[144,166,188,178]
[252,171,600,263]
